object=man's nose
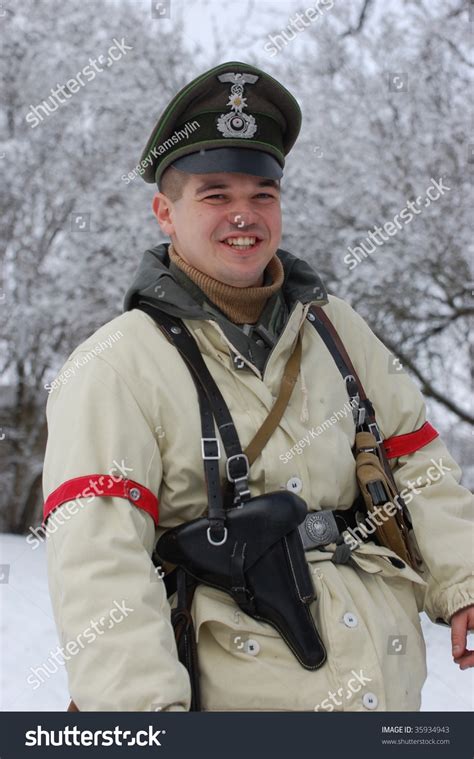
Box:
[226,211,258,231]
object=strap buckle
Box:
[226,454,251,504]
[226,454,249,483]
[201,437,221,460]
[356,406,366,427]
[368,422,383,445]
[345,374,362,426]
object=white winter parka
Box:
[42,246,474,712]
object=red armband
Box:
[383,421,439,460]
[43,474,159,527]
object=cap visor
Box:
[169,147,283,180]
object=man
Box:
[42,61,473,712]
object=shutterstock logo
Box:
[25,725,166,747]
[344,176,452,271]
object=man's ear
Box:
[152,192,174,235]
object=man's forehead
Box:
[191,173,280,193]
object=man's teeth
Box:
[223,237,257,247]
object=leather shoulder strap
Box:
[308,305,378,433]
[309,307,367,399]
[308,305,405,506]
[138,301,302,498]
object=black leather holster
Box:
[157,491,327,670]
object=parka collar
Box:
[123,242,328,319]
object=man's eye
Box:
[203,193,277,200]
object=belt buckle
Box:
[299,510,340,551]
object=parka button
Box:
[343,612,358,628]
[129,487,141,501]
[245,639,260,656]
[362,692,378,710]
[286,477,302,494]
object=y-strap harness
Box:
[139,300,436,552]
[137,300,438,712]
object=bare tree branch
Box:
[340,0,375,37]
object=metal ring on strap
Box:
[207,526,228,546]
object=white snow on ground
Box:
[0,533,472,712]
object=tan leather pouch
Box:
[355,431,416,568]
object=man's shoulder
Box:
[67,309,166,360]
[309,294,382,375]
[319,294,370,335]
[44,309,169,397]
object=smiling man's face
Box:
[152,171,282,287]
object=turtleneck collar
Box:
[167,242,285,324]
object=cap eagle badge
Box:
[216,72,259,139]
